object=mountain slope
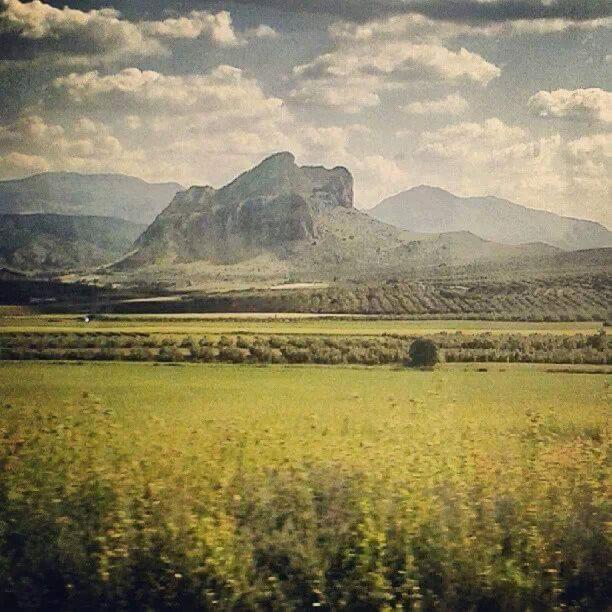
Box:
[0,172,183,224]
[0,213,146,272]
[370,186,612,251]
[116,152,564,288]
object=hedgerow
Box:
[0,331,608,366]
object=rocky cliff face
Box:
[122,152,354,265]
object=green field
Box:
[0,361,609,609]
[0,314,604,336]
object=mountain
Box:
[0,172,183,224]
[115,152,565,288]
[121,151,356,267]
[369,186,612,251]
[0,213,146,272]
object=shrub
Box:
[179,336,197,349]
[250,345,274,363]
[157,346,184,362]
[218,347,249,363]
[282,348,311,364]
[193,346,217,362]
[407,339,439,368]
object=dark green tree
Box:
[407,339,439,367]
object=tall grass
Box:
[1,389,609,609]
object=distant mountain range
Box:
[369,185,611,251]
[0,172,183,224]
[0,160,609,285]
[0,214,145,272]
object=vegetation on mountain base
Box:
[96,275,610,323]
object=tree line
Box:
[0,331,608,366]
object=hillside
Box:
[116,152,563,288]
[0,172,183,224]
[370,186,612,251]
[0,214,146,272]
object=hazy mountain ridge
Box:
[0,213,146,272]
[370,185,612,251]
[2,156,607,285]
[0,172,183,224]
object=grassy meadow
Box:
[0,360,609,609]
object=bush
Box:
[407,339,439,367]
[193,346,217,362]
[218,347,249,363]
[157,346,184,362]
[282,347,311,364]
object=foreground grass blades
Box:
[0,363,610,609]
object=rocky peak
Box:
[122,152,355,266]
[217,151,354,210]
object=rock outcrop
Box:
[123,152,353,265]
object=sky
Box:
[0,0,610,225]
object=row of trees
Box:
[0,332,608,366]
[176,276,610,320]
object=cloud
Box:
[226,0,610,25]
[528,88,612,124]
[289,17,500,112]
[329,11,610,46]
[288,75,386,113]
[402,93,468,115]
[479,16,611,34]
[245,24,279,39]
[0,1,275,66]
[295,42,500,83]
[140,10,240,45]
[0,150,49,176]
[411,117,611,225]
[0,113,145,178]
[418,118,528,159]
[52,66,284,121]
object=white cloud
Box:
[329,12,611,42]
[402,93,468,115]
[140,10,239,45]
[528,88,612,124]
[293,42,500,84]
[0,113,144,178]
[289,14,500,113]
[566,133,612,159]
[411,118,611,225]
[0,151,49,177]
[477,16,612,35]
[418,118,527,159]
[246,24,279,39]
[0,1,274,66]
[289,75,386,113]
[52,66,284,119]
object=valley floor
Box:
[0,313,604,336]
